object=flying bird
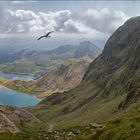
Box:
[37,31,54,40]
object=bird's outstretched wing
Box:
[37,35,45,40]
[37,31,54,41]
[46,31,54,37]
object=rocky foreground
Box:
[0,105,38,133]
[0,105,107,140]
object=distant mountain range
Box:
[0,41,101,74]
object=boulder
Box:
[72,128,81,134]
[89,123,106,129]
[47,124,54,133]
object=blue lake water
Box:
[0,86,40,108]
[0,72,35,81]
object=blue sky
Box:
[0,1,140,49]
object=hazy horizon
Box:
[1,1,140,50]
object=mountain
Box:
[0,59,91,98]
[36,59,90,97]
[74,41,101,58]
[31,16,140,137]
[48,41,101,58]
[0,41,101,74]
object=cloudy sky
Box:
[0,0,140,49]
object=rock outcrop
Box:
[0,105,38,133]
[36,60,90,97]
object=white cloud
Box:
[0,8,129,35]
[64,19,90,33]
[85,8,129,33]
[11,0,37,4]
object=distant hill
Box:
[74,41,101,58]
[48,41,101,58]
[0,41,101,74]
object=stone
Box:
[72,128,81,134]
[89,123,105,129]
[47,124,54,133]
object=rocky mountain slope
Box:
[36,59,90,97]
[0,59,91,98]
[0,105,38,133]
[0,41,101,74]
[33,16,140,130]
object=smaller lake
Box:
[0,86,40,107]
[0,72,35,81]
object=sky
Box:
[0,0,140,50]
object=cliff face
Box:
[36,60,90,96]
[36,16,140,127]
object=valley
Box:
[0,41,100,99]
[0,12,140,140]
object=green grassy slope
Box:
[0,103,139,140]
[31,16,140,129]
[0,60,38,74]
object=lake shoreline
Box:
[0,71,35,81]
[0,85,40,108]
[0,71,35,76]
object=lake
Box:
[0,86,40,107]
[0,72,35,81]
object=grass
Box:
[0,60,39,74]
[0,103,139,140]
[96,103,140,140]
